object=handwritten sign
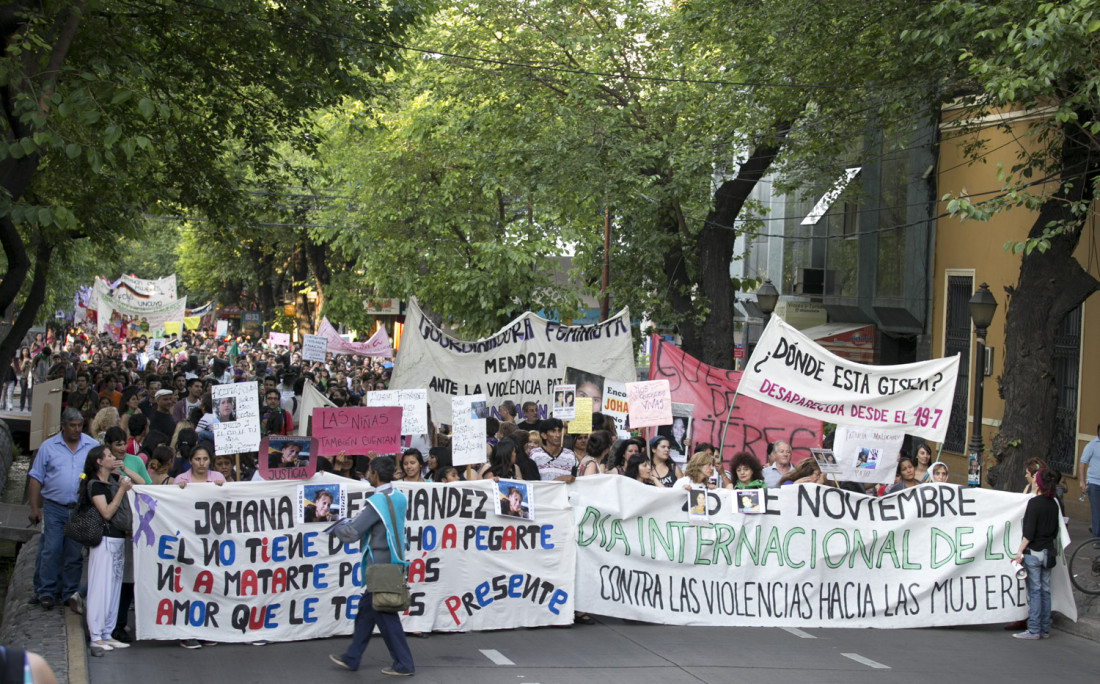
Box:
[625,379,671,428]
[215,319,228,338]
[566,397,593,434]
[366,389,429,435]
[311,407,402,456]
[269,331,291,347]
[212,382,261,456]
[452,395,487,466]
[302,334,328,362]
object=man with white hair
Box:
[27,408,99,611]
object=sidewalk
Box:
[0,536,86,684]
[1055,517,1100,642]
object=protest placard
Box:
[739,316,959,442]
[130,476,575,641]
[302,334,328,362]
[366,389,429,435]
[831,426,905,485]
[452,395,488,466]
[564,367,629,432]
[657,402,694,464]
[258,435,319,481]
[269,331,290,347]
[390,298,635,423]
[567,397,593,434]
[552,384,576,421]
[212,382,261,456]
[311,407,402,456]
[625,380,672,428]
[571,476,1076,628]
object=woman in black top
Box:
[83,445,137,651]
[1011,467,1061,640]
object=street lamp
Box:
[967,282,998,487]
[744,279,779,368]
[756,279,779,324]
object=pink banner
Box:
[647,335,821,464]
[317,317,392,357]
[311,406,402,456]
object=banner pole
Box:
[717,387,742,464]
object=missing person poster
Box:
[212,381,261,456]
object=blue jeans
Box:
[1022,551,1051,635]
[340,591,414,674]
[1088,483,1100,538]
[33,501,85,599]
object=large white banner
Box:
[90,276,186,333]
[571,476,1075,628]
[740,316,960,442]
[131,477,575,642]
[390,298,636,423]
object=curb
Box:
[1054,613,1100,642]
[0,536,78,684]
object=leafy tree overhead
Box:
[0,0,429,368]
[906,0,1100,490]
[318,0,932,359]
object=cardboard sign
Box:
[29,378,63,450]
[258,435,319,481]
[302,334,328,362]
[366,389,429,435]
[211,382,261,456]
[625,380,672,428]
[311,406,402,456]
[452,395,488,466]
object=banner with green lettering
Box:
[572,476,1076,627]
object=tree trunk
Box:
[0,239,54,378]
[676,128,789,370]
[305,238,331,330]
[987,123,1100,491]
[291,241,313,336]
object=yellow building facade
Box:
[931,104,1099,516]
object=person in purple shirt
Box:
[27,408,100,610]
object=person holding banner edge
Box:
[1011,468,1062,640]
[328,456,414,676]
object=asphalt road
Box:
[88,616,1099,684]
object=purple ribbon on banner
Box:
[133,493,158,547]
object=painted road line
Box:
[841,653,890,669]
[780,627,816,639]
[480,649,516,666]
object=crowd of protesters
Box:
[18,322,1054,652]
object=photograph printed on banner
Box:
[737,488,764,514]
[495,480,533,521]
[688,487,709,524]
[811,448,842,475]
[298,483,345,524]
[856,447,881,469]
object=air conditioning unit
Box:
[794,268,825,295]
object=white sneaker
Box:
[104,639,129,649]
[91,640,114,651]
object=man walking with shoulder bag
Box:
[328,456,414,676]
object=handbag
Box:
[364,494,410,613]
[63,486,106,547]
